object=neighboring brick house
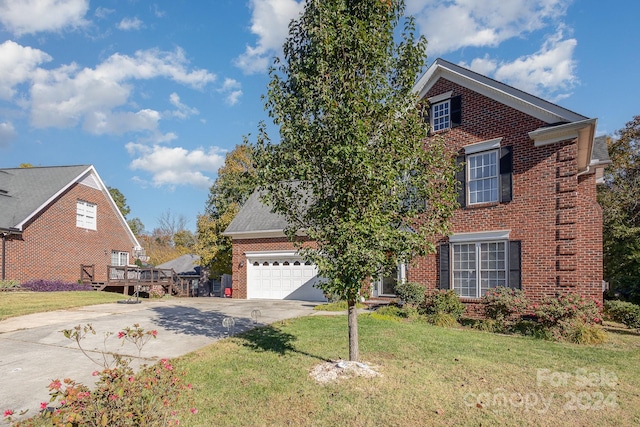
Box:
[0,165,142,284]
[224,58,609,306]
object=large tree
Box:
[196,143,256,277]
[598,115,640,302]
[255,0,457,361]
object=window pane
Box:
[432,100,450,131]
[467,151,498,204]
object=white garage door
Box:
[247,256,327,301]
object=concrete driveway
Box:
[0,298,318,415]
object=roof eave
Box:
[529,118,597,172]
[414,58,587,124]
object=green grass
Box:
[0,291,125,320]
[313,300,366,311]
[180,315,640,426]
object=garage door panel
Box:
[247,258,326,301]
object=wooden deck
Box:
[82,265,196,297]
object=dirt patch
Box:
[309,360,381,384]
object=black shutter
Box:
[500,146,513,203]
[439,243,450,290]
[508,240,521,289]
[450,95,462,128]
[455,155,466,208]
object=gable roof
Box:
[223,191,289,238]
[414,58,588,124]
[0,165,140,247]
[416,58,602,174]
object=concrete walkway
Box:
[0,298,319,415]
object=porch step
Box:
[363,298,395,309]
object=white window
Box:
[111,251,129,266]
[467,150,499,204]
[452,241,506,298]
[431,100,450,132]
[76,200,96,230]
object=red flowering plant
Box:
[533,292,604,342]
[481,287,530,327]
[4,324,195,427]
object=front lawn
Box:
[180,314,640,426]
[0,291,125,321]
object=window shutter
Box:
[439,243,450,290]
[508,240,521,289]
[455,155,466,208]
[500,146,513,203]
[422,104,432,136]
[450,95,462,128]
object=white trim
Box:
[463,137,503,154]
[427,91,452,104]
[245,250,302,259]
[449,230,511,243]
[413,59,587,124]
[529,118,597,173]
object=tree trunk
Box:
[348,297,359,361]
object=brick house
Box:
[224,58,609,306]
[0,165,142,284]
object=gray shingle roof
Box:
[0,165,91,230]
[223,191,288,235]
[156,254,201,275]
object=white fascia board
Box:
[245,250,302,259]
[449,230,511,243]
[529,118,597,172]
[15,165,94,232]
[93,166,142,249]
[414,61,582,124]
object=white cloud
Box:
[218,78,243,105]
[409,0,570,56]
[462,29,578,100]
[29,47,216,133]
[167,92,199,119]
[117,17,144,31]
[234,0,305,74]
[126,143,226,188]
[0,122,18,147]
[0,0,89,36]
[0,41,52,100]
[94,7,114,19]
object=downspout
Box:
[1,232,6,281]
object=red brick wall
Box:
[407,78,603,305]
[230,237,309,298]
[228,78,603,306]
[4,183,136,283]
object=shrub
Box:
[604,300,640,329]
[21,279,93,292]
[419,289,465,320]
[394,282,426,307]
[427,312,458,328]
[0,280,20,289]
[567,322,608,345]
[533,293,604,342]
[482,287,529,324]
[5,324,195,427]
[149,285,166,299]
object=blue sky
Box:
[0,0,638,233]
